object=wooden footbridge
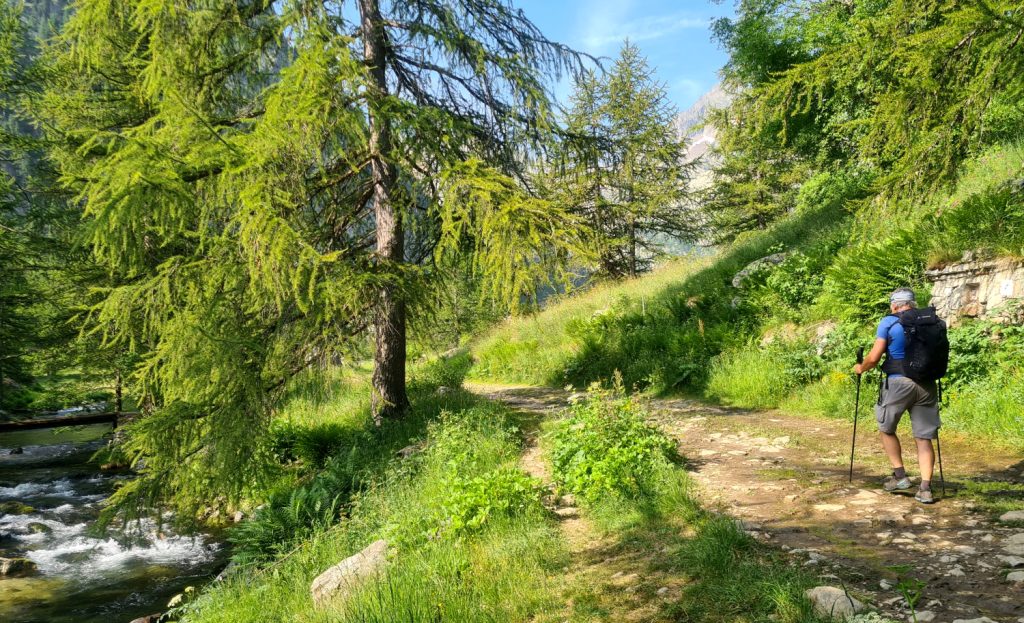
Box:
[0,411,137,433]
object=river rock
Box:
[27,522,52,534]
[0,557,38,577]
[0,501,35,515]
[9,447,23,455]
[804,586,865,620]
[129,615,162,623]
[1007,571,1024,582]
[311,539,388,607]
[999,510,1024,523]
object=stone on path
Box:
[997,555,1024,568]
[999,510,1024,523]
[952,618,997,623]
[814,504,846,513]
[804,586,865,620]
[1007,570,1024,582]
[311,540,388,607]
[1003,534,1024,555]
[914,611,936,622]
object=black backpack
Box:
[885,307,949,382]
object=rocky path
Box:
[468,382,1024,623]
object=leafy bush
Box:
[441,466,542,536]
[549,384,676,503]
[943,367,1024,447]
[933,181,1024,263]
[794,168,872,215]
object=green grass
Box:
[471,202,850,394]
[181,383,568,622]
[469,254,713,386]
[544,388,828,623]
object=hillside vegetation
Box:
[473,142,1024,449]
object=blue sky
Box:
[513,0,735,111]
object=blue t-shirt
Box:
[876,315,905,377]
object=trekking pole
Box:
[849,346,864,483]
[936,432,946,496]
[936,380,946,496]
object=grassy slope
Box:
[471,143,1024,449]
[472,202,850,394]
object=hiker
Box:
[852,288,943,504]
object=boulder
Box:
[999,510,1024,523]
[128,615,162,623]
[732,252,789,289]
[9,447,24,455]
[804,586,865,621]
[27,522,52,534]
[0,557,38,577]
[311,539,388,607]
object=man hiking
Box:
[852,288,943,504]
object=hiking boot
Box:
[883,475,912,492]
[915,489,935,504]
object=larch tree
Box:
[550,42,690,279]
[38,0,588,518]
[604,41,691,277]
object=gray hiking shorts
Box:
[875,376,941,439]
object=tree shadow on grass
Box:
[552,203,851,395]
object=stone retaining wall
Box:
[925,256,1024,326]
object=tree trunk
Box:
[360,0,409,422]
[628,215,637,278]
[114,369,123,413]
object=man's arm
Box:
[853,338,887,375]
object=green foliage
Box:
[822,229,929,323]
[546,42,692,278]
[743,0,1024,195]
[441,466,542,537]
[933,180,1024,263]
[549,384,677,503]
[29,0,589,518]
[707,339,824,409]
[186,389,562,623]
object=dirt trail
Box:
[469,382,1024,623]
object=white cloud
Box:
[579,7,709,50]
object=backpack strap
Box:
[880,314,904,376]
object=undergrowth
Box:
[181,376,565,622]
[545,388,828,622]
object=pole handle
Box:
[856,346,864,365]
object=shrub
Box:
[943,367,1024,447]
[549,384,676,503]
[441,466,542,536]
[933,181,1024,263]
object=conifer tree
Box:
[551,42,690,278]
[604,42,691,277]
[37,0,587,516]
